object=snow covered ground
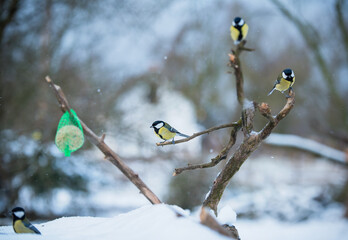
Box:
[1,204,347,240]
[237,217,348,240]
[0,204,232,240]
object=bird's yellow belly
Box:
[157,128,176,140]
[230,26,240,41]
[14,221,35,234]
[275,80,292,92]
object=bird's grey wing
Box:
[276,74,282,84]
[23,219,41,234]
[169,126,180,133]
[163,123,177,133]
[165,123,189,137]
[169,127,189,137]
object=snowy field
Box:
[1,204,347,240]
[0,204,231,240]
[237,217,348,240]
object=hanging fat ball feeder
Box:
[55,109,84,156]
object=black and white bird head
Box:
[232,17,245,27]
[11,207,26,220]
[282,68,295,81]
[150,120,165,130]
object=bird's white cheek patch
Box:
[155,122,164,128]
[282,72,287,79]
[14,211,24,218]
[239,19,244,26]
[291,71,295,78]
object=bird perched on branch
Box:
[230,17,249,45]
[151,120,189,143]
[11,207,41,234]
[268,68,295,97]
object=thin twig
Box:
[45,76,161,205]
[156,122,240,146]
[173,119,242,176]
[239,46,254,52]
[173,160,223,176]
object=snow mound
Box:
[0,204,230,240]
[217,204,237,225]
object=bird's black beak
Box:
[150,126,153,128]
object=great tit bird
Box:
[230,17,249,45]
[268,68,295,96]
[151,120,189,143]
[11,207,41,234]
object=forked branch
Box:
[202,40,296,214]
[203,91,295,214]
[173,119,242,176]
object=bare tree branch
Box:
[259,90,295,140]
[257,102,275,123]
[156,122,240,146]
[173,119,242,176]
[228,40,247,105]
[45,76,161,205]
[241,99,256,137]
[202,37,296,214]
[200,207,239,239]
[203,92,295,214]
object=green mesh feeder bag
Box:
[55,109,84,156]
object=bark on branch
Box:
[203,92,295,214]
[200,207,240,239]
[202,40,295,214]
[45,76,161,205]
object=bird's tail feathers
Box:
[177,132,189,138]
[268,87,275,96]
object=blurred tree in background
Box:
[0,0,106,138]
[0,0,104,213]
[270,0,348,147]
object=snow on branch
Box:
[265,133,347,164]
[200,207,240,239]
[200,41,296,215]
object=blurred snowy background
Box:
[1,0,348,239]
